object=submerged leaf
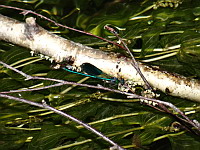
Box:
[0,0,200,150]
[0,124,28,150]
[28,124,79,150]
[169,133,200,150]
[141,27,163,56]
[177,30,200,76]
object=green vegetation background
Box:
[0,0,200,149]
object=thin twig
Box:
[0,93,125,150]
[0,61,138,97]
[138,97,200,131]
[0,4,199,148]
[0,60,199,132]
[104,25,152,90]
[41,100,125,150]
[0,60,32,80]
[0,4,199,133]
[0,4,125,50]
[0,83,64,94]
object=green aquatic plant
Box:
[0,0,200,149]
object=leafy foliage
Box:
[0,0,200,149]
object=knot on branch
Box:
[24,17,40,40]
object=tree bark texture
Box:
[0,14,199,102]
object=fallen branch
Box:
[0,9,199,102]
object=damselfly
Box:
[62,63,122,84]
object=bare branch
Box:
[0,60,137,97]
[0,83,64,94]
[0,93,125,150]
[0,60,199,132]
[0,12,199,102]
[0,4,125,50]
[105,25,153,90]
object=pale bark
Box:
[0,14,199,102]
